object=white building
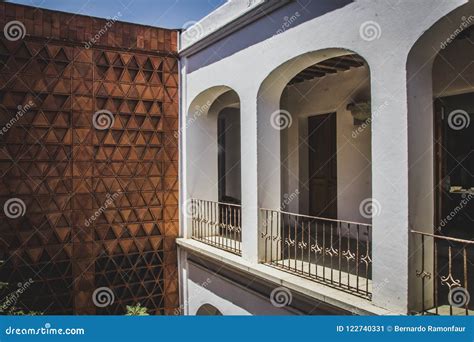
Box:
[177,0,474,315]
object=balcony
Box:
[190,199,372,298]
[412,230,474,315]
[260,209,372,299]
[191,199,242,255]
[187,200,474,314]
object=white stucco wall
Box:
[180,252,294,315]
[180,0,267,50]
[179,0,472,314]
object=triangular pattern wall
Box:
[0,3,179,315]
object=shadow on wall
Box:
[185,0,354,72]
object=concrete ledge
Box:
[180,0,266,50]
[177,238,399,315]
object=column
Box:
[370,59,410,313]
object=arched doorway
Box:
[185,87,242,254]
[257,49,373,298]
[432,29,474,240]
[408,2,474,315]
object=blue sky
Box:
[6,0,227,29]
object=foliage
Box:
[125,303,149,316]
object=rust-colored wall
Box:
[0,3,179,314]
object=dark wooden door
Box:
[217,114,226,202]
[308,113,337,219]
[434,94,474,309]
[434,94,474,240]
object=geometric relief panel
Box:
[0,3,179,315]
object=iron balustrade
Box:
[412,230,474,315]
[191,199,242,255]
[260,208,372,299]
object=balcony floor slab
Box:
[271,259,371,297]
[198,235,242,253]
[177,238,397,315]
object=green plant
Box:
[125,303,149,316]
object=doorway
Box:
[308,113,337,219]
[217,108,241,205]
[435,93,474,240]
[434,93,474,312]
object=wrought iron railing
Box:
[260,209,372,299]
[191,199,242,255]
[412,230,474,315]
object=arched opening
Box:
[257,49,373,297]
[408,2,474,315]
[217,105,241,205]
[196,303,223,316]
[185,87,242,254]
[433,28,474,239]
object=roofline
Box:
[4,2,178,32]
[179,0,290,57]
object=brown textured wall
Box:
[0,3,179,314]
